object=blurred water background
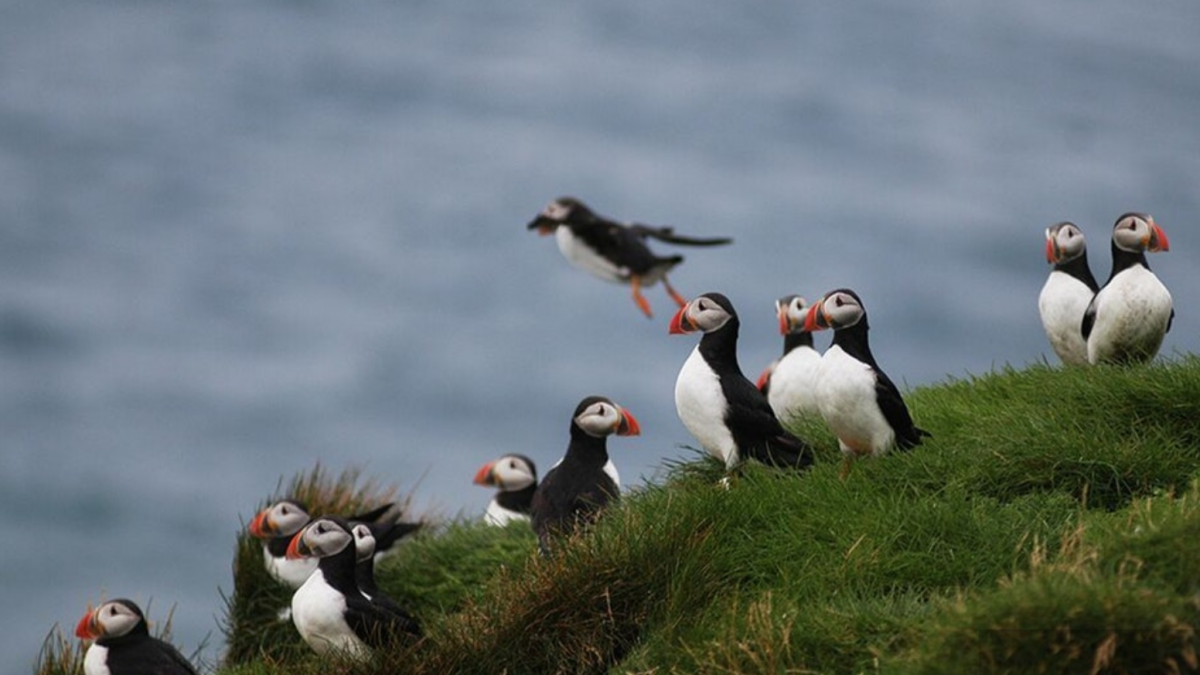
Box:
[3,1,1199,671]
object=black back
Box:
[826,290,929,450]
[94,600,198,675]
[530,397,621,554]
[697,294,813,469]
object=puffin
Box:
[527,196,732,318]
[529,395,639,555]
[804,289,929,475]
[350,522,422,625]
[248,498,420,589]
[287,516,421,659]
[472,453,539,526]
[1038,222,1100,366]
[669,292,814,471]
[758,294,824,428]
[75,598,198,675]
[1082,212,1173,365]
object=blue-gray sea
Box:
[3,1,1199,671]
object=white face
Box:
[351,523,376,562]
[92,600,143,639]
[1047,222,1087,262]
[574,400,625,438]
[1111,213,1157,252]
[266,501,311,537]
[491,455,537,491]
[777,295,810,333]
[821,291,865,329]
[686,295,734,333]
[299,518,353,558]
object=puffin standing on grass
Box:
[759,294,824,428]
[530,396,640,555]
[670,292,814,471]
[248,499,420,589]
[804,289,929,476]
[1039,221,1100,366]
[75,599,198,675]
[287,516,421,659]
[1082,212,1173,365]
[350,523,422,625]
[527,196,732,318]
[472,454,539,526]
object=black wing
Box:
[344,592,421,647]
[1080,294,1099,340]
[530,464,617,554]
[874,370,929,450]
[106,637,199,675]
[725,377,813,469]
[630,224,733,246]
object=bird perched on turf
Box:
[670,292,814,471]
[248,498,421,589]
[473,453,539,526]
[1039,221,1100,366]
[804,289,929,476]
[350,522,422,625]
[527,196,732,318]
[530,395,640,555]
[1082,212,1173,365]
[758,294,824,428]
[75,598,198,675]
[287,516,422,659]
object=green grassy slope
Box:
[38,358,1200,674]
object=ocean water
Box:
[3,1,1199,671]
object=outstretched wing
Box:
[629,224,733,247]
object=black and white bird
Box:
[670,292,814,471]
[75,598,198,675]
[287,516,421,659]
[527,196,732,318]
[758,294,824,428]
[1039,222,1100,366]
[529,396,639,555]
[473,453,539,526]
[350,523,422,625]
[804,289,929,476]
[1082,212,1173,365]
[249,498,420,589]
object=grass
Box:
[38,357,1200,674]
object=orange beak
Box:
[248,509,272,538]
[75,607,99,640]
[756,366,772,392]
[473,461,496,487]
[1044,230,1059,264]
[617,408,641,436]
[803,301,829,332]
[1147,221,1169,252]
[285,531,309,560]
[668,304,694,334]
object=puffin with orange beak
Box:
[529,396,639,555]
[527,196,732,318]
[804,288,929,477]
[759,294,824,428]
[670,292,814,472]
[472,454,538,526]
[1039,222,1100,366]
[1081,212,1173,364]
[248,498,420,589]
[75,598,198,675]
[286,516,421,659]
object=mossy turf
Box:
[38,358,1200,674]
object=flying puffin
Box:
[669,292,814,471]
[248,498,421,589]
[527,196,732,318]
[287,516,421,659]
[1082,213,1173,365]
[75,598,198,675]
[804,289,929,476]
[758,294,824,428]
[1038,221,1100,366]
[529,396,639,555]
[473,453,538,526]
[350,523,422,625]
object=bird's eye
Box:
[508,460,517,468]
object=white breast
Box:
[263,546,318,589]
[82,644,110,675]
[555,227,628,283]
[675,346,738,467]
[1038,270,1095,366]
[767,345,823,427]
[484,500,529,527]
[815,346,896,457]
[1086,266,1173,364]
[291,570,371,660]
